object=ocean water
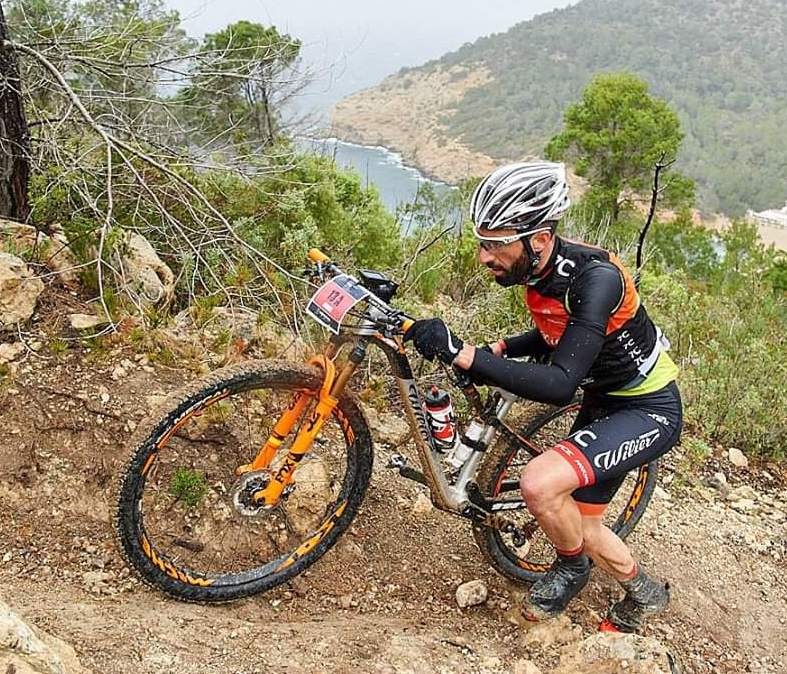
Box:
[298,137,455,213]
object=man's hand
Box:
[403,318,464,365]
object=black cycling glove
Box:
[404,318,464,365]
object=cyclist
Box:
[404,161,682,632]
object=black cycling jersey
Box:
[469,236,665,405]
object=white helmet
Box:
[471,161,570,237]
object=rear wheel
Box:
[473,399,657,584]
[115,360,373,602]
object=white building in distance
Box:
[748,202,787,230]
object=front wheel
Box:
[473,400,657,584]
[115,360,373,602]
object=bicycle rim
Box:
[117,364,369,599]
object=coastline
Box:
[328,70,784,251]
[329,66,500,185]
[305,136,453,187]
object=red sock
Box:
[556,542,585,558]
[621,562,639,581]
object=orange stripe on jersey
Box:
[605,253,640,334]
[526,289,567,347]
[526,252,641,344]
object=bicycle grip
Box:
[307,248,330,264]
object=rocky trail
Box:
[0,295,785,674]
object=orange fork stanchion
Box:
[235,355,335,476]
[250,355,339,508]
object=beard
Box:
[488,253,534,287]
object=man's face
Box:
[477,228,531,287]
[477,228,553,286]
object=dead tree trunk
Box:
[0,1,31,222]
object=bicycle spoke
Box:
[136,381,353,578]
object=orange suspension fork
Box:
[251,354,350,508]
[236,343,340,476]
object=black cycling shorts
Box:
[551,381,682,508]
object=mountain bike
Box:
[115,249,657,602]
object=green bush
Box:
[170,468,208,508]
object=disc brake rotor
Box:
[232,470,274,516]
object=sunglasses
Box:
[475,226,551,252]
[477,233,528,251]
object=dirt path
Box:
[1,342,785,673]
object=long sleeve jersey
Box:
[469,237,677,405]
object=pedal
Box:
[386,453,407,469]
[386,454,429,487]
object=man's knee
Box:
[520,463,549,513]
[520,455,576,515]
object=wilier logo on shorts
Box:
[593,429,660,471]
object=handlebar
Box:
[307,248,414,334]
[307,248,330,264]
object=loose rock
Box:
[706,471,728,493]
[728,447,749,469]
[69,313,108,331]
[0,252,44,330]
[412,492,433,516]
[455,579,488,608]
[0,342,25,364]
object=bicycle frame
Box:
[246,323,537,527]
[244,250,542,526]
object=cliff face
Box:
[330,66,500,184]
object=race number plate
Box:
[305,274,370,334]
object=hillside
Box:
[332,0,787,216]
[0,283,786,673]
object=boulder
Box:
[0,219,80,288]
[115,232,174,307]
[0,598,92,673]
[555,633,677,674]
[0,252,44,330]
[364,406,411,445]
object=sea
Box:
[297,137,456,214]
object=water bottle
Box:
[448,420,485,470]
[424,385,457,452]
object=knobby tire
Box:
[115,360,373,603]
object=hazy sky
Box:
[164,0,575,114]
